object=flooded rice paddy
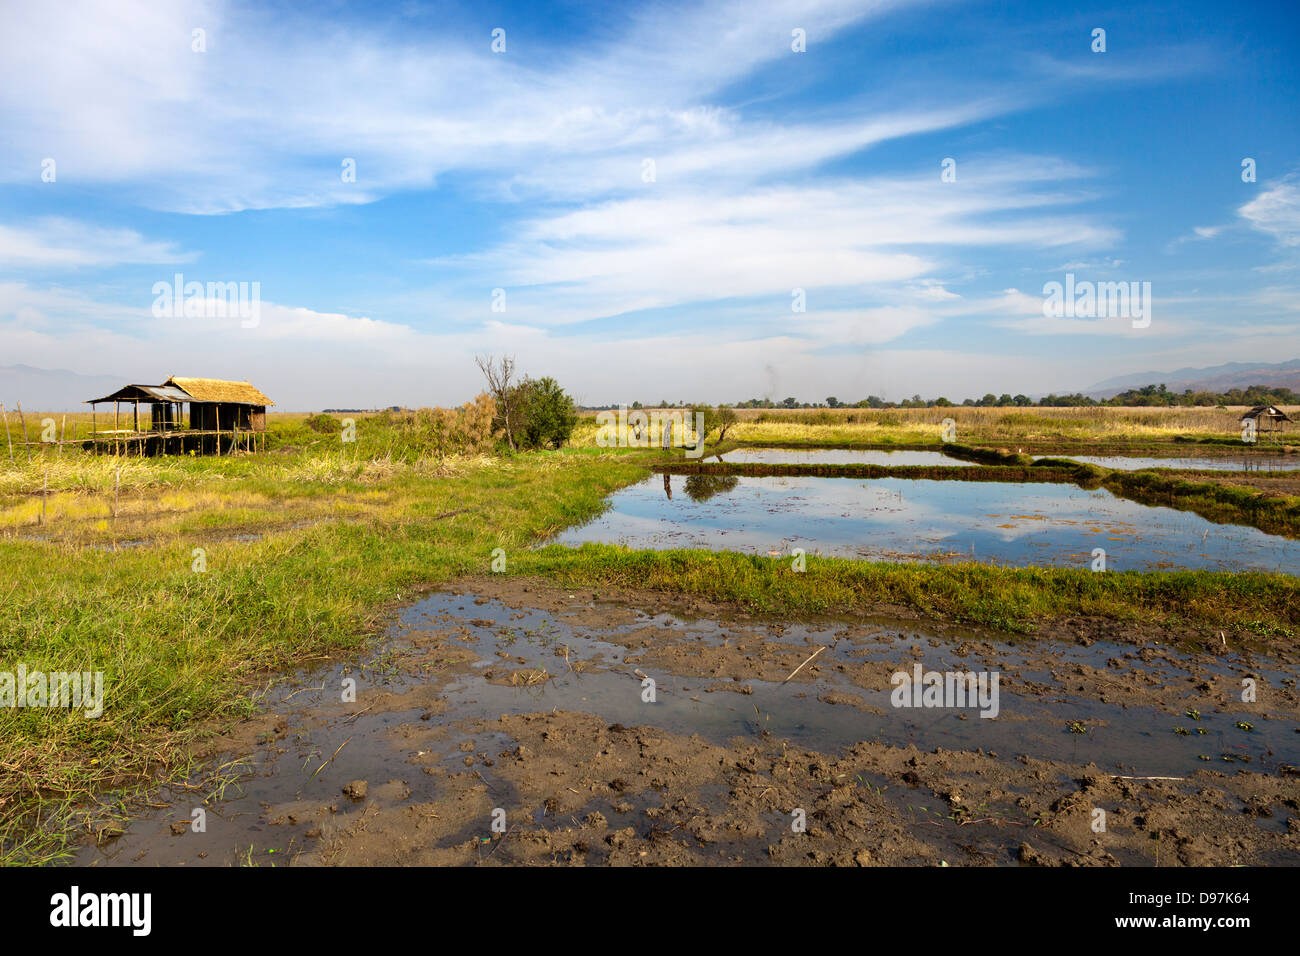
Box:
[554,473,1300,572]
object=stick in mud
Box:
[310,737,352,779]
[783,644,827,683]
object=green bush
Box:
[513,377,578,450]
[303,413,342,434]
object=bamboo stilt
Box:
[16,402,30,463]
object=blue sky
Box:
[1,0,1298,408]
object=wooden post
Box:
[215,406,221,456]
[40,469,47,525]
[1,403,11,461]
[58,415,66,458]
[113,462,120,518]
[16,402,31,463]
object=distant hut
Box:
[1240,405,1293,442]
[85,376,273,455]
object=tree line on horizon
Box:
[595,383,1299,411]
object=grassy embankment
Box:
[513,544,1300,639]
[2,407,1298,861]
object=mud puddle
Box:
[73,581,1300,866]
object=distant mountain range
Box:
[0,365,125,412]
[1083,359,1300,399]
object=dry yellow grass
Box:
[573,405,1297,447]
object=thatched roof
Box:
[164,376,274,406]
[1241,405,1292,422]
[86,384,193,404]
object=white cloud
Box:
[0,0,940,213]
[1239,175,1300,248]
[0,280,1072,407]
[426,160,1116,328]
[0,219,195,269]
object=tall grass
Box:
[573,405,1298,448]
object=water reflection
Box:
[683,474,740,502]
[558,474,1300,572]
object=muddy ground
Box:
[75,577,1300,866]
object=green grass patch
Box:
[0,447,652,861]
[511,544,1300,636]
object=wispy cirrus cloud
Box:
[0,219,196,269]
[0,0,940,213]
[425,158,1116,329]
[1239,174,1300,249]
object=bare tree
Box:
[475,353,518,450]
[715,406,738,443]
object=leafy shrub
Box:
[303,413,342,434]
[513,377,577,450]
